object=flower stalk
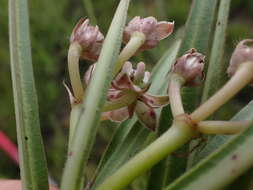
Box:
[68,42,84,102]
[113,32,146,77]
[168,73,185,117]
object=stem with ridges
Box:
[113,32,146,77]
[68,42,85,102]
[96,115,197,190]
[168,74,186,117]
[191,62,253,122]
[198,120,252,134]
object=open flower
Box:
[70,18,104,61]
[171,48,205,86]
[123,16,174,51]
[89,62,170,131]
[227,39,253,77]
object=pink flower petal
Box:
[139,94,170,108]
[156,21,174,40]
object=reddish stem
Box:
[0,131,19,165]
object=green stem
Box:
[113,32,146,77]
[198,120,252,134]
[68,42,84,102]
[68,104,83,150]
[96,117,196,190]
[168,74,185,117]
[191,62,253,122]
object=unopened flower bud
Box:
[172,49,205,85]
[227,39,253,77]
[70,18,104,61]
[123,16,174,51]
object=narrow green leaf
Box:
[179,0,218,56]
[92,122,149,189]
[179,0,218,112]
[8,0,49,189]
[92,39,181,188]
[60,1,130,190]
[201,0,231,102]
[188,0,232,168]
[164,101,253,190]
[150,39,181,93]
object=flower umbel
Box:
[70,18,104,61]
[123,16,174,52]
[171,48,205,86]
[85,62,169,131]
[227,39,253,77]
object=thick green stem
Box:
[96,117,196,190]
[198,120,252,134]
[191,62,253,122]
[68,42,84,102]
[113,32,146,77]
[168,74,185,117]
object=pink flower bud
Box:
[70,18,104,61]
[172,49,205,86]
[227,39,253,77]
[123,16,174,51]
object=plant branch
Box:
[191,62,253,122]
[96,115,197,190]
[197,120,252,134]
[113,32,146,77]
[168,74,185,117]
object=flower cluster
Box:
[123,16,174,52]
[84,62,169,130]
[67,16,174,130]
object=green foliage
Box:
[8,0,49,189]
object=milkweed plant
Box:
[3,0,253,189]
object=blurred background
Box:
[0,0,253,183]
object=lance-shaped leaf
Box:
[8,0,49,189]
